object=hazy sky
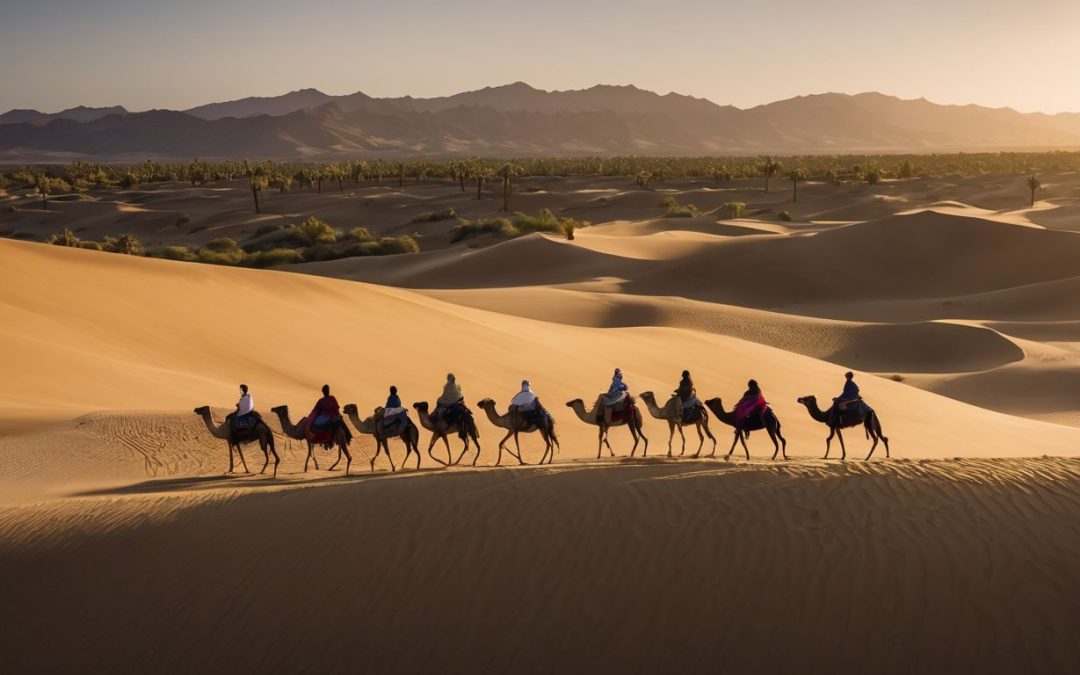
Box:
[2,0,1078,113]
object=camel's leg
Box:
[678,423,687,456]
[328,447,341,471]
[343,443,353,476]
[823,428,836,459]
[596,426,605,459]
[776,424,788,460]
[726,429,740,459]
[266,438,280,478]
[258,441,270,474]
[426,434,448,467]
[693,422,705,458]
[666,422,674,458]
[383,441,393,473]
[638,421,649,457]
[836,428,847,461]
[629,424,640,458]
[472,431,482,466]
[225,443,235,474]
[738,427,750,460]
[235,444,250,473]
[370,442,379,472]
[513,432,525,466]
[768,426,781,461]
[413,439,422,469]
[496,430,515,466]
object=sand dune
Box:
[1,458,1078,673]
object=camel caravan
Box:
[194,370,890,477]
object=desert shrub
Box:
[890,374,906,382]
[79,241,103,251]
[376,235,419,255]
[778,211,793,222]
[865,169,881,185]
[512,208,561,234]
[292,217,337,246]
[659,195,679,208]
[561,218,577,240]
[347,227,375,242]
[722,201,748,218]
[103,233,144,255]
[119,173,137,188]
[196,238,245,264]
[344,241,384,257]
[666,204,700,217]
[450,217,516,243]
[249,248,304,268]
[411,207,457,223]
[300,242,342,262]
[897,160,914,179]
[154,245,195,261]
[46,228,80,247]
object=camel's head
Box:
[477,398,495,409]
[565,399,582,407]
[413,401,429,412]
[640,391,656,402]
[704,397,721,408]
[270,405,287,414]
[796,395,816,406]
[342,403,357,416]
[193,405,210,415]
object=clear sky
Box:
[2,0,1078,113]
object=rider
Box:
[734,379,767,429]
[310,384,341,429]
[229,383,255,430]
[510,380,546,424]
[675,370,701,411]
[603,368,629,425]
[835,371,860,408]
[435,373,465,424]
[382,385,408,428]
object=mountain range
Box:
[3,83,1080,161]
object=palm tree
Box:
[788,168,804,203]
[1027,176,1042,207]
[498,162,523,212]
[472,162,493,201]
[242,160,268,214]
[760,157,781,193]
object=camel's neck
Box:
[804,401,829,423]
[416,409,435,431]
[482,405,510,429]
[199,411,229,439]
[571,402,598,425]
[641,396,667,420]
[347,410,376,435]
[707,401,736,426]
[273,410,305,439]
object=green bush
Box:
[451,217,516,243]
[778,211,793,222]
[249,248,303,268]
[451,210,588,243]
[666,204,700,218]
[292,217,337,246]
[722,202,748,218]
[154,245,195,261]
[79,241,103,251]
[103,233,144,255]
[660,195,679,208]
[47,228,80,247]
[347,227,375,242]
[377,235,419,255]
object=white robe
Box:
[236,393,253,416]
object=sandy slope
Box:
[1,458,1078,673]
[3,237,1078,482]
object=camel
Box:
[476,398,559,466]
[342,403,422,472]
[193,406,280,477]
[796,395,889,460]
[639,392,716,458]
[270,405,353,475]
[565,396,649,459]
[412,401,481,466]
[703,398,788,460]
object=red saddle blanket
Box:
[610,402,637,424]
[306,414,337,445]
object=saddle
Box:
[306,414,350,447]
[604,395,637,424]
[436,402,474,439]
[680,404,704,425]
[228,412,263,444]
[832,398,870,428]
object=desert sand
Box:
[1,173,1079,672]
